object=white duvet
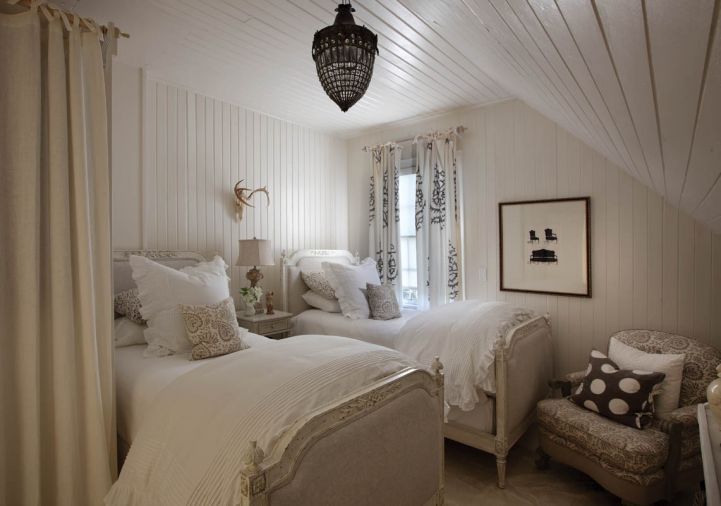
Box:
[106,335,417,506]
[396,301,535,411]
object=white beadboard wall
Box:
[142,77,348,303]
[347,99,721,375]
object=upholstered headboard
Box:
[281,249,359,315]
[112,250,207,295]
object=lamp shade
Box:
[236,239,275,267]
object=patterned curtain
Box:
[368,143,402,300]
[414,132,463,309]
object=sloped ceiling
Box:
[67,0,721,232]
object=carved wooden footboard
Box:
[239,359,446,506]
[444,315,553,489]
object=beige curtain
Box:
[0,6,115,506]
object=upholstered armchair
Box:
[536,330,721,505]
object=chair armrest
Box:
[653,408,696,499]
[655,404,698,430]
[549,370,586,397]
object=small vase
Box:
[243,301,256,317]
[708,364,721,425]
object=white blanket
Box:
[291,308,419,348]
[396,301,535,411]
[106,335,417,506]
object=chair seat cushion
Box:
[538,398,669,474]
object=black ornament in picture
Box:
[312,1,379,112]
[500,197,591,297]
[530,249,558,263]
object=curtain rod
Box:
[8,0,130,38]
[362,125,466,152]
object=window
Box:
[398,146,417,308]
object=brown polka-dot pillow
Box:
[114,288,145,324]
[570,350,665,429]
[181,297,247,360]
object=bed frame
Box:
[281,248,554,489]
[113,250,446,505]
[445,315,552,488]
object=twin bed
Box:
[283,249,554,488]
[110,247,553,505]
[111,251,445,506]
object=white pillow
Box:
[113,317,146,347]
[302,290,341,313]
[129,255,231,357]
[322,258,380,319]
[608,337,685,415]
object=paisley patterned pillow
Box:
[181,297,248,360]
[301,271,336,300]
[114,288,145,324]
[365,283,401,320]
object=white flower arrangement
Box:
[239,286,264,305]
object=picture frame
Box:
[499,197,591,297]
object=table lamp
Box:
[236,238,275,288]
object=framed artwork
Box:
[499,197,591,297]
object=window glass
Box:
[399,173,417,308]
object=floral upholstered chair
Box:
[536,330,721,505]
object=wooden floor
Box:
[443,439,697,505]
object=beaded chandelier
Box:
[312,1,378,112]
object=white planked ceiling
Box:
[67,0,721,232]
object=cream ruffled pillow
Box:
[322,258,381,319]
[129,255,231,357]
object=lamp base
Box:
[246,267,264,287]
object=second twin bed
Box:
[282,249,554,487]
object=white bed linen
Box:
[107,335,417,506]
[396,301,535,411]
[114,333,274,443]
[291,309,419,348]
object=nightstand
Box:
[236,310,292,339]
[699,403,720,506]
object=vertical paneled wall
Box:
[347,100,721,375]
[143,78,348,303]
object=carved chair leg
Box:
[496,454,508,489]
[535,447,550,470]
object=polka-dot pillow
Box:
[570,350,666,429]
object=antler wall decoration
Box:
[234,180,270,221]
